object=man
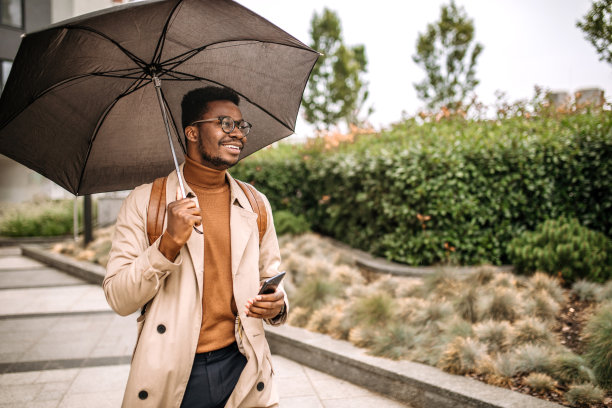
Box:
[104,86,287,408]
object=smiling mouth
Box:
[221,143,242,152]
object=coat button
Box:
[138,390,148,400]
[257,381,264,391]
[157,324,166,334]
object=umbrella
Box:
[0,0,319,196]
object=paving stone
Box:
[0,269,83,289]
[279,395,324,408]
[67,365,129,394]
[276,376,316,397]
[0,247,21,257]
[0,382,44,403]
[0,285,109,316]
[0,256,46,270]
[58,391,123,408]
[322,396,408,408]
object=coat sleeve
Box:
[103,184,182,316]
[257,193,289,326]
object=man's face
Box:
[187,100,246,170]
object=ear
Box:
[184,125,198,144]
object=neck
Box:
[183,156,226,189]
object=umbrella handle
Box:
[153,75,203,235]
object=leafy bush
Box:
[273,210,311,236]
[233,111,612,266]
[582,301,612,390]
[507,217,612,283]
[0,199,87,237]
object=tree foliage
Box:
[577,0,612,64]
[412,1,483,111]
[302,8,370,130]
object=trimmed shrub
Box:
[233,111,612,267]
[507,217,612,283]
[582,301,612,390]
[0,199,85,237]
[273,210,311,236]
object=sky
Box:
[236,0,611,137]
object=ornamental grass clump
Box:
[350,291,396,328]
[523,373,557,393]
[551,352,595,385]
[438,337,488,375]
[572,279,602,302]
[370,324,418,360]
[477,287,519,322]
[523,290,560,321]
[527,272,565,304]
[565,383,605,407]
[512,317,556,347]
[474,320,513,354]
[513,344,553,374]
[582,301,612,390]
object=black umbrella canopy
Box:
[0,0,318,195]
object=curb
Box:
[321,236,514,277]
[266,325,563,408]
[19,246,562,408]
[21,245,105,286]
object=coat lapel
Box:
[166,166,204,297]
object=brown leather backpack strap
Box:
[236,180,267,245]
[147,177,167,246]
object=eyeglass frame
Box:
[190,116,252,137]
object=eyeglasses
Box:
[191,116,252,137]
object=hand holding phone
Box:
[258,271,286,295]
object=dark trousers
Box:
[180,342,247,408]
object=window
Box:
[1,0,23,28]
[1,60,12,94]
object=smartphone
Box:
[258,271,286,295]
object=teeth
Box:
[224,145,241,151]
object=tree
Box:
[577,0,612,64]
[412,1,483,111]
[302,8,370,130]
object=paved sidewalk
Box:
[0,247,408,407]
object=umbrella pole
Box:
[152,75,187,199]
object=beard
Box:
[197,137,238,169]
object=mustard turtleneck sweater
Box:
[183,156,237,353]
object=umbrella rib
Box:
[167,70,295,133]
[76,73,149,193]
[160,40,320,75]
[151,0,184,66]
[67,24,147,67]
[0,69,146,130]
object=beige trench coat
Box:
[104,165,287,408]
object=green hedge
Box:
[233,111,612,266]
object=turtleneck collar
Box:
[183,156,227,189]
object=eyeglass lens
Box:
[221,117,250,136]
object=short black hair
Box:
[181,86,240,131]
